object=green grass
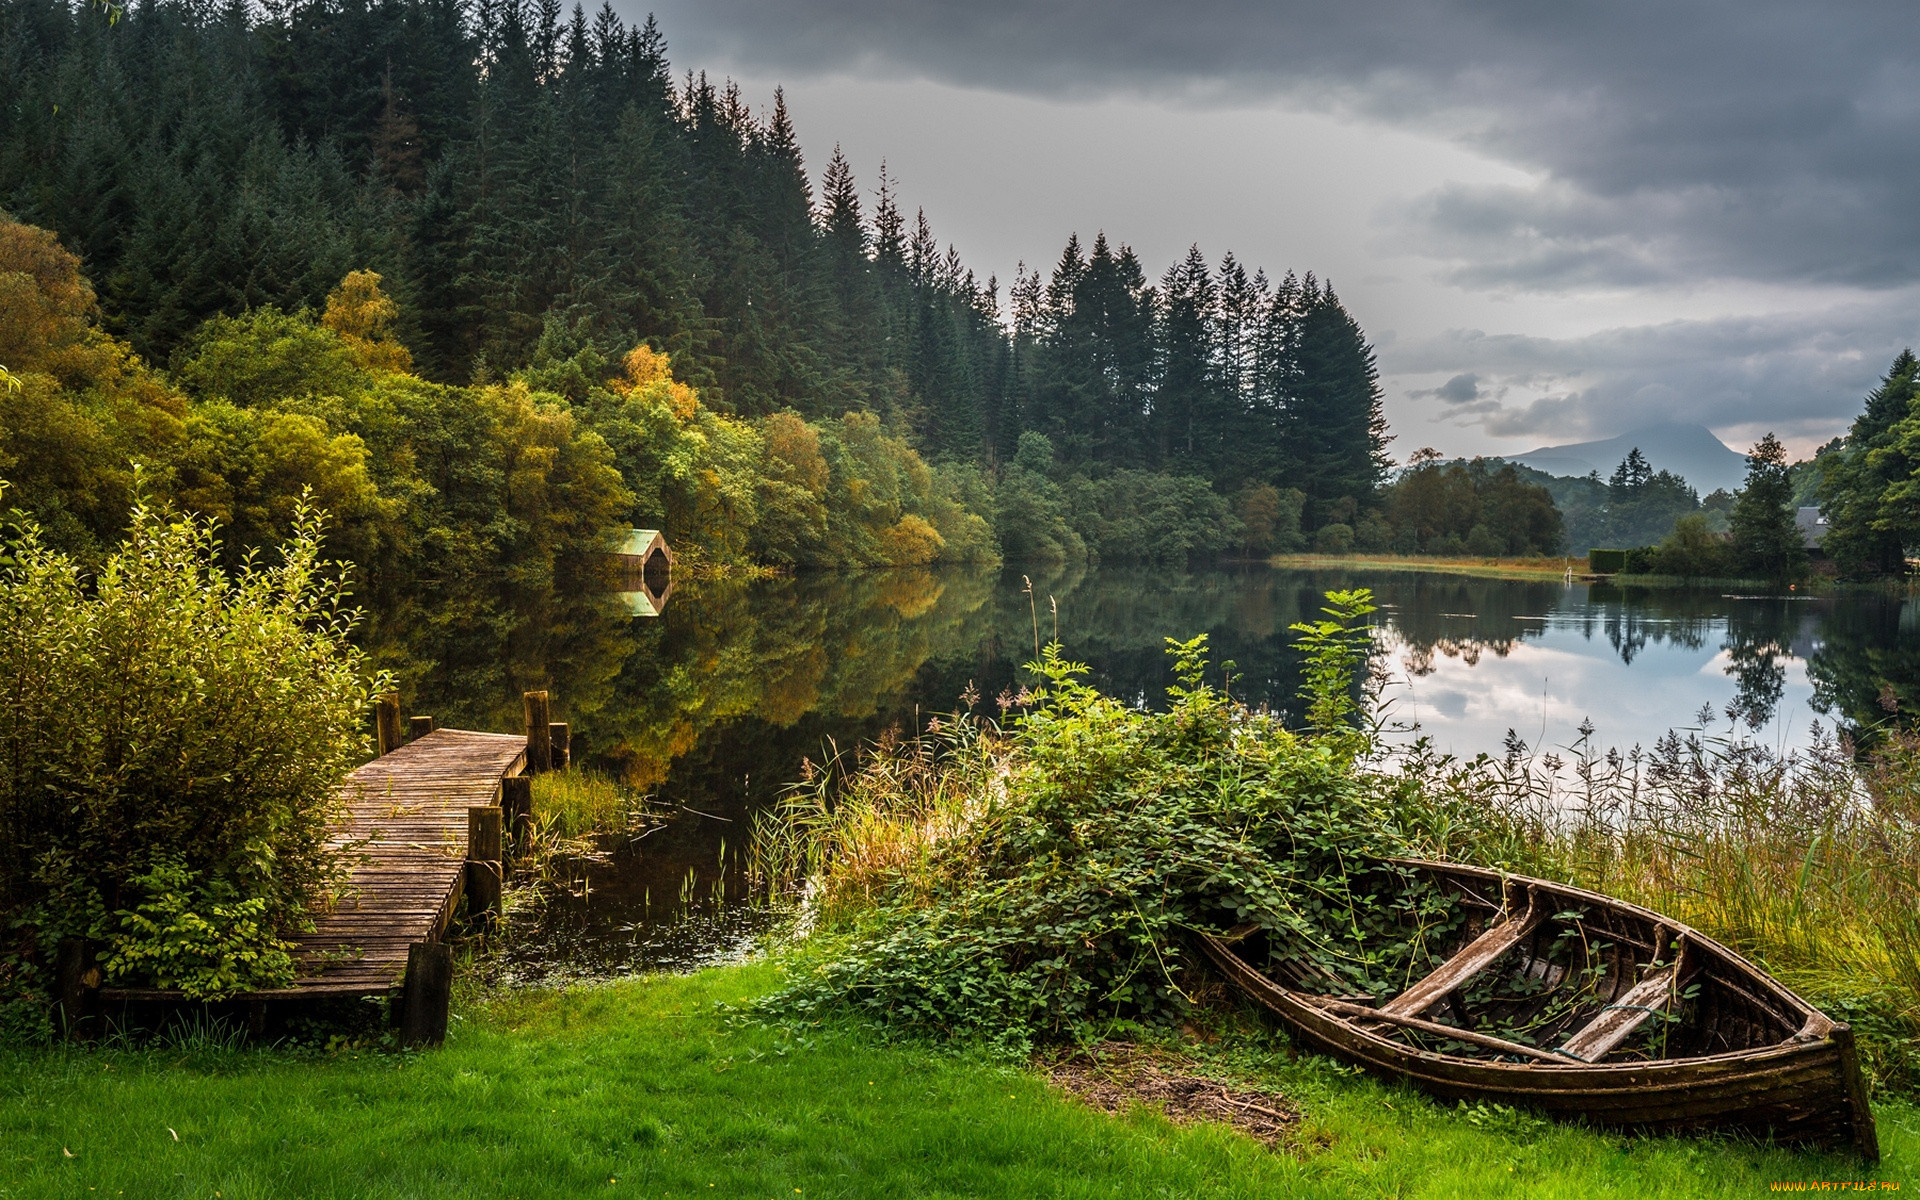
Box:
[530,769,655,840]
[1270,553,1585,581]
[0,963,1908,1198]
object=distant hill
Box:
[1510,423,1750,495]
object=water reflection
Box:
[360,565,1919,980]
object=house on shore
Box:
[1796,507,1829,555]
[614,529,673,616]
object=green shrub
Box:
[757,618,1462,1051]
[1587,547,1627,573]
[1646,513,1736,579]
[99,858,294,998]
[1313,522,1355,553]
[0,493,374,1001]
[1621,546,1657,574]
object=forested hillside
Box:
[0,0,1390,568]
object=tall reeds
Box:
[749,716,1015,928]
[1392,716,1920,1089]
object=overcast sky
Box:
[637,1,1920,462]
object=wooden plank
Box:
[1381,896,1544,1018]
[1556,968,1676,1062]
[1307,995,1569,1063]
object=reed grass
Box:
[749,721,1015,927]
[1406,717,1920,1089]
[498,771,664,912]
[529,770,653,840]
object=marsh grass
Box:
[749,721,1016,926]
[1404,716,1920,1089]
[492,771,666,925]
[528,769,659,842]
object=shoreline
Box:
[1267,553,1589,581]
[1264,553,1890,593]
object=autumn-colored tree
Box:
[321,270,415,374]
[0,215,185,556]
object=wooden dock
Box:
[286,728,526,996]
[81,696,568,1042]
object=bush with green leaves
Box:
[0,492,374,1003]
[757,604,1464,1051]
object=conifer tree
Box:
[1819,350,1917,577]
[1729,432,1806,581]
[1286,281,1389,525]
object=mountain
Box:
[1510,423,1750,495]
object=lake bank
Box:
[1269,553,1585,580]
[1,963,1903,1198]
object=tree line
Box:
[0,216,995,592]
[0,0,1391,568]
[1614,352,1920,584]
[1814,350,1920,579]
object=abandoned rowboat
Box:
[1198,858,1878,1159]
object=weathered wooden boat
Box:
[1199,858,1878,1159]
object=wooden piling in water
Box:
[409,715,435,741]
[548,722,569,770]
[465,805,504,929]
[400,942,453,1047]
[376,693,403,757]
[500,775,533,858]
[524,690,552,773]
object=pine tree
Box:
[1609,447,1653,494]
[1729,432,1806,581]
[1153,243,1218,471]
[1287,281,1389,525]
[1819,350,1917,577]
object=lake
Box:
[364,564,1920,982]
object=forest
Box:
[0,0,1390,574]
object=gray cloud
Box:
[1385,298,1920,446]
[1415,372,1484,406]
[647,1,1920,291]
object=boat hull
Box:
[1199,859,1878,1159]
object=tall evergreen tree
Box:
[1153,243,1220,471]
[1729,432,1806,581]
[1819,350,1918,578]
[1286,280,1389,524]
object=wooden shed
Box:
[614,528,673,616]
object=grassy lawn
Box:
[1269,553,1586,581]
[0,963,1907,1198]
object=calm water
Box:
[365,565,1920,982]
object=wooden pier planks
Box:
[282,728,526,997]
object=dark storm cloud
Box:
[1417,373,1484,406]
[1389,301,1920,443]
[650,1,1920,290]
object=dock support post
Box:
[523,691,552,773]
[500,776,533,860]
[408,715,434,741]
[400,942,453,1047]
[548,722,569,770]
[54,937,97,1042]
[375,693,403,756]
[465,805,504,930]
